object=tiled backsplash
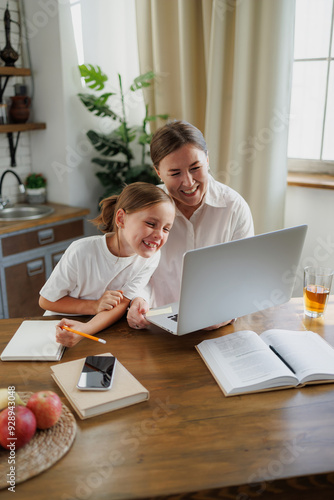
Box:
[0,0,32,203]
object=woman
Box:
[127,121,254,330]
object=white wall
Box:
[284,185,334,297]
[22,0,101,224]
[0,0,144,233]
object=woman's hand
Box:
[56,318,87,348]
[95,290,124,313]
[127,297,150,330]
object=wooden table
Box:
[1,298,334,499]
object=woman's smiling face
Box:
[155,144,209,219]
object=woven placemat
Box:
[0,392,77,489]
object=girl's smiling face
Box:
[155,144,209,219]
[113,201,175,258]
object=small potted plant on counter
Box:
[25,173,47,204]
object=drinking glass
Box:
[303,266,333,318]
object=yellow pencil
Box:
[62,326,106,344]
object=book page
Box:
[260,329,334,384]
[197,330,298,395]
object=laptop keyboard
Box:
[168,314,178,322]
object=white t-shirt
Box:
[149,175,254,306]
[40,233,160,303]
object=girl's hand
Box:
[56,318,87,348]
[95,290,124,313]
[127,297,149,330]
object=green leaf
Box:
[96,171,125,187]
[78,65,167,198]
[130,71,155,91]
[95,92,116,106]
[138,133,152,146]
[100,184,125,198]
[114,124,137,143]
[94,161,130,198]
[78,93,120,119]
[126,164,160,184]
[79,64,108,90]
[94,160,159,195]
[92,158,129,173]
[25,173,47,188]
[146,114,169,121]
[87,130,133,159]
[95,171,117,187]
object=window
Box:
[70,0,84,65]
[288,0,334,174]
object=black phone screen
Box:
[77,356,116,390]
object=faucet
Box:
[0,169,26,209]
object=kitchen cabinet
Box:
[0,204,89,318]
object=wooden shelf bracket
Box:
[7,131,21,167]
[0,75,10,103]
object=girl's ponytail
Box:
[91,195,118,233]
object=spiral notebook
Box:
[0,320,65,361]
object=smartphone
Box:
[77,356,117,391]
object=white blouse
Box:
[149,175,254,306]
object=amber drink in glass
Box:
[303,266,333,318]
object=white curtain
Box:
[135,0,296,234]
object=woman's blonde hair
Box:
[91,182,174,234]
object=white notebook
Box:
[1,320,65,361]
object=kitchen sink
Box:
[0,204,54,221]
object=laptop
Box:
[146,225,307,335]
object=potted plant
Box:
[78,64,168,199]
[25,173,47,204]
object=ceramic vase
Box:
[9,96,31,123]
[26,187,46,205]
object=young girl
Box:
[39,182,175,347]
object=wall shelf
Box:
[0,67,46,167]
[0,67,31,102]
[0,67,31,76]
[0,123,46,133]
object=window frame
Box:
[288,0,334,174]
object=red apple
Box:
[27,391,62,429]
[0,405,37,450]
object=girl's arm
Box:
[56,297,131,347]
[39,290,124,315]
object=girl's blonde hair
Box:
[91,182,174,234]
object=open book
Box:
[196,329,334,396]
[51,353,149,419]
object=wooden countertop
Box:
[0,203,90,235]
